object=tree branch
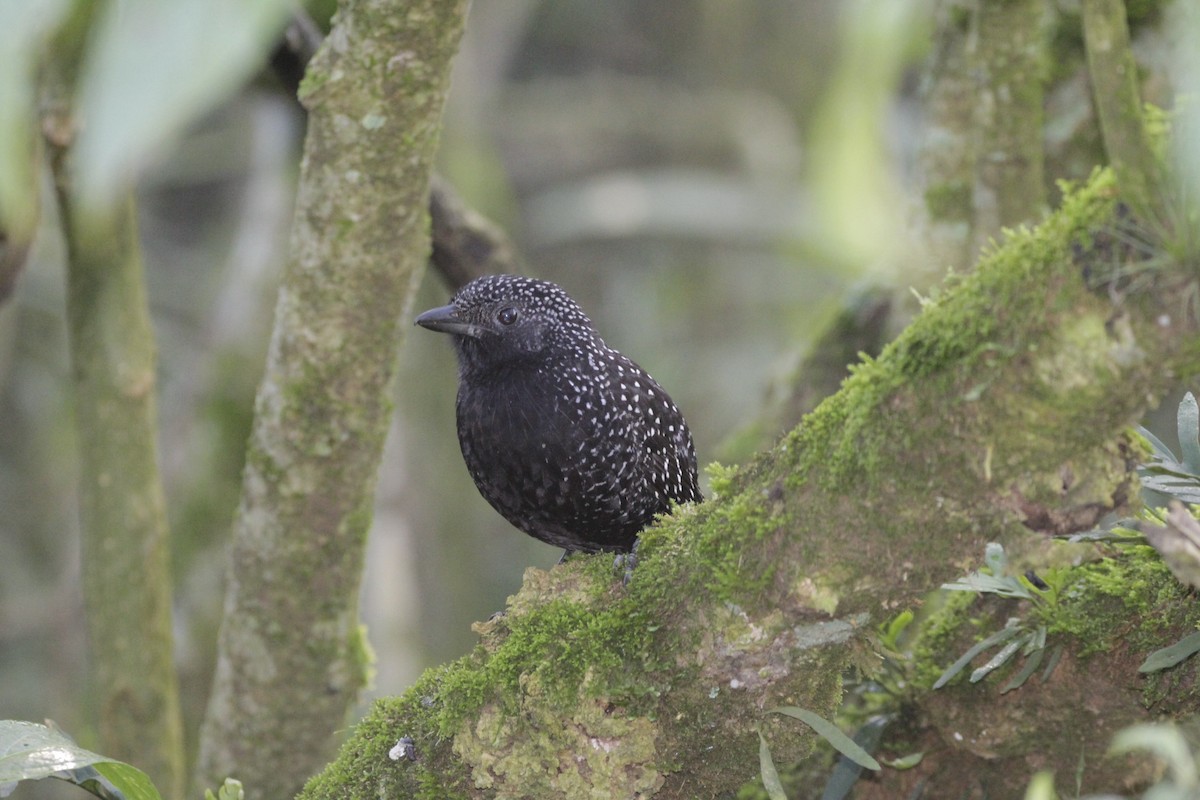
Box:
[193,1,468,797]
[968,0,1048,251]
[52,183,185,799]
[1082,0,1166,225]
[428,175,522,289]
[268,8,519,295]
[299,165,1199,796]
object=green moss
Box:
[1048,545,1199,657]
[891,541,1198,696]
[299,662,475,798]
[775,169,1121,501]
[705,461,742,499]
[695,489,790,602]
[297,65,330,102]
[907,588,985,689]
[452,684,664,798]
[392,559,689,746]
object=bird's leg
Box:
[613,537,640,586]
[557,548,578,565]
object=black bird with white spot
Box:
[415,274,701,556]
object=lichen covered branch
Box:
[193,1,468,797]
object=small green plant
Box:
[933,543,1067,692]
[1137,392,1200,505]
[1074,391,1200,545]
[755,707,881,800]
[206,777,246,800]
[1105,721,1199,799]
[876,608,914,654]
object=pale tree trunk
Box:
[52,182,186,799]
[193,1,468,797]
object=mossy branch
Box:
[1082,0,1166,225]
[429,175,522,290]
[301,167,1200,798]
[192,1,468,798]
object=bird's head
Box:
[415,274,599,373]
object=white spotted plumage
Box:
[416,274,702,554]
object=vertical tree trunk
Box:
[56,189,185,800]
[193,1,468,797]
[1081,0,1165,224]
[968,0,1048,252]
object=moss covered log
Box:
[301,168,1200,798]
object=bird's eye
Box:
[497,306,519,325]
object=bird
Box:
[415,274,701,557]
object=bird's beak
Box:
[414,303,484,338]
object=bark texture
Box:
[968,0,1048,252]
[193,1,467,797]
[919,0,1051,275]
[1082,0,1166,225]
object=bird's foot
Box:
[612,538,640,586]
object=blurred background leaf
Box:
[72,0,291,210]
[0,720,163,800]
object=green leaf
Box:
[758,730,788,800]
[92,761,163,800]
[205,778,246,800]
[1000,643,1045,693]
[768,707,881,771]
[1023,770,1058,800]
[878,609,913,649]
[1139,631,1200,673]
[1141,462,1200,480]
[72,0,292,208]
[983,542,1006,575]
[1041,643,1064,682]
[1137,425,1179,462]
[933,623,1024,689]
[1024,624,1047,655]
[942,573,1033,599]
[1178,392,1200,474]
[820,716,888,800]
[969,636,1024,683]
[1139,476,1200,504]
[881,751,925,770]
[0,720,163,800]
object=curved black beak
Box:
[414,303,484,338]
